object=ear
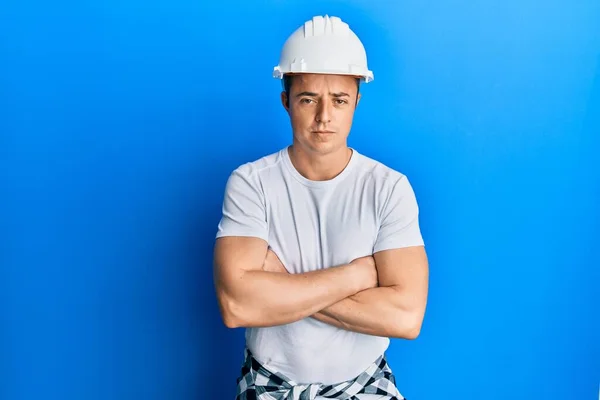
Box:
[281,91,290,112]
[356,92,362,107]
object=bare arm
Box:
[312,246,429,339]
[213,236,377,329]
[311,175,429,339]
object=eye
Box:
[300,98,315,104]
[335,99,348,105]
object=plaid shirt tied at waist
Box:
[235,348,405,400]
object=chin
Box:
[308,141,341,155]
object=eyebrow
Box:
[295,91,350,98]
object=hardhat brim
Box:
[273,66,374,83]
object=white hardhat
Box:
[273,15,374,83]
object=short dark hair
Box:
[283,74,361,99]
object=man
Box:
[213,15,428,400]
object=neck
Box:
[288,144,352,181]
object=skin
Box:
[213,237,378,328]
[264,247,428,339]
[213,73,429,339]
[281,73,361,181]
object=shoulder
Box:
[353,152,422,232]
[230,148,286,180]
[229,149,285,183]
[353,150,409,187]
[352,150,420,216]
[224,148,286,197]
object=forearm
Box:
[220,264,364,328]
[313,287,423,339]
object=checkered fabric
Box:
[235,348,405,400]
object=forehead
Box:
[289,74,358,93]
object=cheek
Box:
[337,109,355,127]
[290,110,313,130]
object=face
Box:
[281,74,361,156]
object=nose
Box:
[315,101,332,124]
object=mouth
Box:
[313,130,335,134]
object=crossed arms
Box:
[212,236,429,339]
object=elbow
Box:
[391,311,424,340]
[404,312,424,340]
[217,293,248,329]
[221,307,242,329]
[216,283,271,328]
[223,315,242,329]
[402,322,422,340]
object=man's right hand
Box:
[350,255,378,291]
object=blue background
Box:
[2,0,599,399]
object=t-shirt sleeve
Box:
[215,168,269,242]
[373,175,424,253]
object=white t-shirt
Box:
[216,146,424,385]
